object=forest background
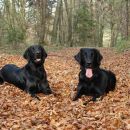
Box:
[0,0,130,52]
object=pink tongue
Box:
[86,68,93,78]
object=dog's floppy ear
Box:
[23,47,30,60]
[95,49,103,65]
[74,49,82,64]
[43,48,47,58]
[40,45,47,58]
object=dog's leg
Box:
[25,87,41,101]
[30,93,41,101]
[83,95,100,105]
[72,85,83,101]
[26,81,41,100]
[28,88,41,101]
[0,71,4,84]
[27,88,41,101]
[83,88,104,105]
[39,81,52,95]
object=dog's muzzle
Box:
[34,53,42,63]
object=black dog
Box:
[73,48,116,102]
[0,45,52,100]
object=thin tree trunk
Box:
[125,0,129,39]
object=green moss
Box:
[115,37,130,52]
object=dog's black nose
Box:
[36,51,41,57]
[87,62,92,67]
[87,62,92,65]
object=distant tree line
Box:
[0,0,129,47]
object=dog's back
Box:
[0,64,25,89]
[0,70,4,84]
[106,71,116,93]
[1,64,20,81]
[0,65,15,84]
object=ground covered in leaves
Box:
[0,48,130,130]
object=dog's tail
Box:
[106,71,116,92]
[0,70,4,84]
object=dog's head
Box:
[23,45,47,64]
[74,48,103,78]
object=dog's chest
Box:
[85,81,95,88]
[81,74,100,92]
[34,69,45,80]
[82,81,98,95]
[26,68,45,82]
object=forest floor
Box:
[0,48,130,130]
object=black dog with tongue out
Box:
[0,45,52,100]
[73,48,116,102]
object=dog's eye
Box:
[91,53,94,57]
[85,52,87,57]
[31,47,35,51]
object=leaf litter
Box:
[0,48,130,130]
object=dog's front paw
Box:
[44,88,53,95]
[31,94,41,101]
[72,95,78,101]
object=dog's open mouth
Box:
[86,68,93,78]
[35,58,41,63]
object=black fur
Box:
[73,48,116,102]
[0,45,52,100]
